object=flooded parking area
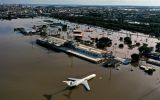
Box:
[41,18,160,58]
[0,18,160,100]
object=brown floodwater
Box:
[0,18,160,100]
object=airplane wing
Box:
[82,80,90,91]
[67,78,80,81]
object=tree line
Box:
[52,14,160,37]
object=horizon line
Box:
[1,3,160,7]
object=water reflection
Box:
[63,87,75,99]
[43,94,52,100]
[43,87,76,100]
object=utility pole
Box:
[70,56,73,68]
[109,67,112,80]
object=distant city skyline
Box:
[1,0,160,6]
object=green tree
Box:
[138,44,153,54]
[119,44,124,48]
[96,37,112,49]
[136,42,140,47]
[124,37,132,45]
[62,25,67,31]
[119,37,123,41]
[155,42,160,52]
[131,53,140,63]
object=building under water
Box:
[36,36,113,63]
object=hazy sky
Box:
[1,0,160,6]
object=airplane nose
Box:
[93,74,96,77]
[63,81,66,83]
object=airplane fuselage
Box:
[63,74,96,90]
[83,74,96,81]
[71,74,96,86]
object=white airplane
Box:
[63,74,96,91]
